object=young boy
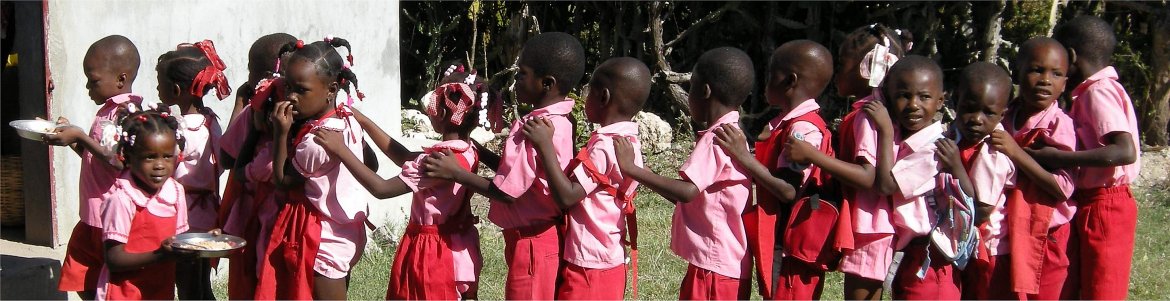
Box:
[523,57,651,300]
[992,37,1078,300]
[712,40,835,300]
[1033,16,1142,300]
[42,35,143,299]
[613,47,754,300]
[423,32,585,300]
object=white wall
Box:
[45,0,409,246]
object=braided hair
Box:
[277,37,364,104]
[840,23,911,59]
[114,108,186,159]
[156,40,232,102]
[426,65,501,134]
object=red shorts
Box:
[386,224,458,300]
[502,223,559,300]
[774,259,825,300]
[58,222,105,292]
[961,254,1013,300]
[1065,185,1136,300]
[555,262,626,300]
[891,241,961,300]
[678,264,748,300]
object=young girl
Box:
[255,37,371,300]
[95,109,192,300]
[155,39,229,300]
[317,65,495,300]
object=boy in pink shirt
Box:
[613,47,754,300]
[41,35,142,300]
[423,32,585,300]
[1030,16,1142,300]
[522,57,650,300]
[713,40,835,300]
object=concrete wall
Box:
[44,0,409,246]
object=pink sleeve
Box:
[245,143,275,183]
[1082,85,1131,138]
[570,146,607,195]
[101,193,136,243]
[852,115,879,165]
[220,106,253,158]
[491,139,538,198]
[1045,115,1078,199]
[680,136,747,192]
[398,158,426,192]
[293,139,334,177]
[785,122,824,182]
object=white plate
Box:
[8,120,60,141]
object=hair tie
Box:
[455,65,465,73]
[347,54,354,66]
[136,115,148,122]
[295,40,304,49]
[190,40,232,100]
[464,73,477,85]
[324,35,334,43]
[443,65,457,77]
[160,112,169,118]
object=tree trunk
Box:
[648,1,691,115]
[1145,15,1170,146]
[981,0,1006,63]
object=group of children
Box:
[42,14,1140,301]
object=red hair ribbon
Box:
[425,83,476,126]
[190,40,232,100]
[248,77,284,109]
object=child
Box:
[95,110,192,300]
[230,33,297,122]
[155,39,231,300]
[255,37,371,300]
[43,35,142,300]
[524,57,650,300]
[422,32,585,300]
[613,47,755,300]
[790,24,909,300]
[867,56,976,300]
[713,40,835,300]
[217,33,294,300]
[1038,16,1142,300]
[988,37,1078,300]
[317,66,493,300]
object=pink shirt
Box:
[219,104,253,159]
[563,121,642,269]
[767,99,824,182]
[890,122,952,250]
[846,95,895,235]
[957,125,1016,255]
[292,109,370,279]
[672,111,753,278]
[489,99,575,229]
[398,139,481,283]
[1004,101,1077,227]
[174,110,224,231]
[1068,66,1141,188]
[79,93,143,227]
[100,173,189,243]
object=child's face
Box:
[765,71,791,108]
[282,59,337,120]
[1017,44,1068,113]
[835,47,868,98]
[155,67,181,106]
[686,76,711,129]
[884,68,943,133]
[126,132,177,194]
[513,60,544,106]
[583,76,609,124]
[954,82,1008,141]
[82,55,125,105]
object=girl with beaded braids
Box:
[95,109,200,300]
[155,39,230,300]
[254,37,372,300]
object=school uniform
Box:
[835,94,897,282]
[218,104,277,300]
[1065,66,1142,300]
[556,121,642,300]
[174,108,224,232]
[888,121,963,300]
[674,111,753,300]
[59,93,144,293]
[94,173,189,300]
[955,125,1017,300]
[1003,101,1077,300]
[490,99,575,300]
[255,106,370,300]
[386,140,482,300]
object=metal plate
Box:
[172,233,246,258]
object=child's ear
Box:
[117,73,128,89]
[787,72,800,92]
[169,83,183,98]
[601,87,612,105]
[541,75,558,93]
[328,81,341,96]
[700,84,712,100]
[1067,48,1078,65]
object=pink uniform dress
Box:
[95,173,189,301]
[1064,66,1142,300]
[954,125,1017,300]
[59,93,144,292]
[1002,100,1077,299]
[557,121,642,300]
[174,108,224,232]
[217,104,277,300]
[837,94,898,281]
[490,99,575,300]
[674,111,753,300]
[386,140,482,300]
[887,121,963,300]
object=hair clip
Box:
[136,115,148,122]
[295,40,304,49]
[160,112,169,118]
[443,65,457,77]
[324,35,334,43]
[126,103,139,113]
[464,73,477,85]
[342,62,351,70]
[455,65,465,73]
[175,130,183,140]
[127,134,137,146]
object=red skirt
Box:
[386,224,458,300]
[58,222,104,292]
[555,262,627,300]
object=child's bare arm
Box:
[422,149,516,203]
[713,124,797,203]
[44,118,124,170]
[104,239,188,272]
[474,140,502,171]
[989,130,1066,200]
[314,128,410,199]
[524,118,586,210]
[352,108,419,165]
[1027,132,1137,169]
[791,142,878,190]
[613,137,698,203]
[864,102,898,195]
[270,102,304,188]
[936,138,977,200]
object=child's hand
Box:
[421,149,464,181]
[989,130,1024,159]
[935,138,963,173]
[612,136,637,172]
[862,101,893,134]
[207,228,223,236]
[713,124,751,161]
[312,128,346,154]
[43,125,84,146]
[785,136,818,164]
[270,101,295,134]
[159,236,197,259]
[522,117,555,151]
